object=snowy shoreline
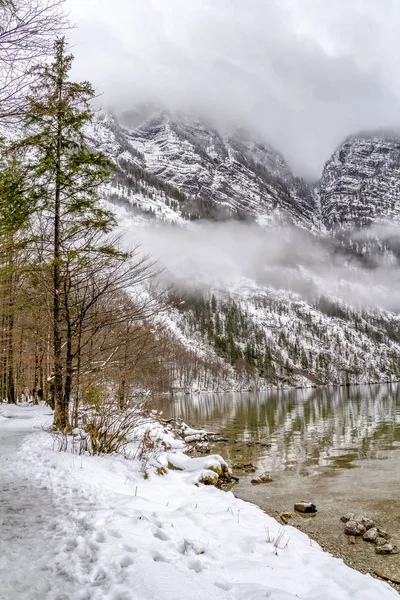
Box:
[0,403,398,600]
[165,379,400,397]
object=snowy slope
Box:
[0,404,397,600]
[174,279,400,389]
[87,109,400,390]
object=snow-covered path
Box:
[0,406,61,599]
[0,405,111,600]
[0,404,398,600]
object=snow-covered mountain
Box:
[90,110,317,229]
[87,109,400,390]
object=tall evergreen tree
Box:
[20,37,115,429]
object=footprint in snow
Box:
[122,543,137,553]
[108,528,122,538]
[64,539,78,552]
[113,593,131,600]
[152,552,170,563]
[93,568,108,586]
[87,540,100,552]
[153,528,170,541]
[95,531,106,543]
[214,580,232,591]
[120,555,134,568]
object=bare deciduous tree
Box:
[0,0,68,119]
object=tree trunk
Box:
[6,237,16,403]
[53,73,66,429]
[72,330,83,429]
[1,301,6,401]
[62,275,73,421]
[33,338,39,405]
[118,377,126,411]
[6,311,15,403]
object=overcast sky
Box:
[66,0,400,178]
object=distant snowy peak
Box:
[320,133,400,229]
[92,109,317,229]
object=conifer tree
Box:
[20,37,115,429]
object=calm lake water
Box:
[155,385,400,585]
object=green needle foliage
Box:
[21,37,115,234]
[0,152,32,236]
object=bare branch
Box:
[0,0,70,120]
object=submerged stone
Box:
[348,536,356,545]
[251,472,273,485]
[341,513,355,523]
[363,528,379,543]
[341,513,374,529]
[232,463,256,472]
[375,543,399,555]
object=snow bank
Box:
[165,452,229,474]
[165,452,231,485]
[0,405,398,600]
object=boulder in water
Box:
[344,520,366,536]
[251,472,273,485]
[294,502,317,514]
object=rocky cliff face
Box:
[88,111,400,235]
[319,133,400,230]
[89,110,317,229]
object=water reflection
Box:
[155,384,400,475]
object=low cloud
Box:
[122,220,400,312]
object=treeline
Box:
[174,292,279,382]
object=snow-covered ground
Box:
[0,404,398,600]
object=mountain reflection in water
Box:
[154,384,400,475]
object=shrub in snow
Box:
[51,401,152,456]
[82,404,150,455]
[134,427,168,473]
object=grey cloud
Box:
[67,0,400,177]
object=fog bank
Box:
[123,220,400,313]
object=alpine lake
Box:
[153,384,400,591]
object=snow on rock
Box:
[179,421,210,443]
[320,132,400,229]
[0,404,398,600]
[165,452,229,474]
[164,452,231,485]
[88,109,317,229]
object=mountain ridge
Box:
[87,108,400,391]
[94,108,400,234]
